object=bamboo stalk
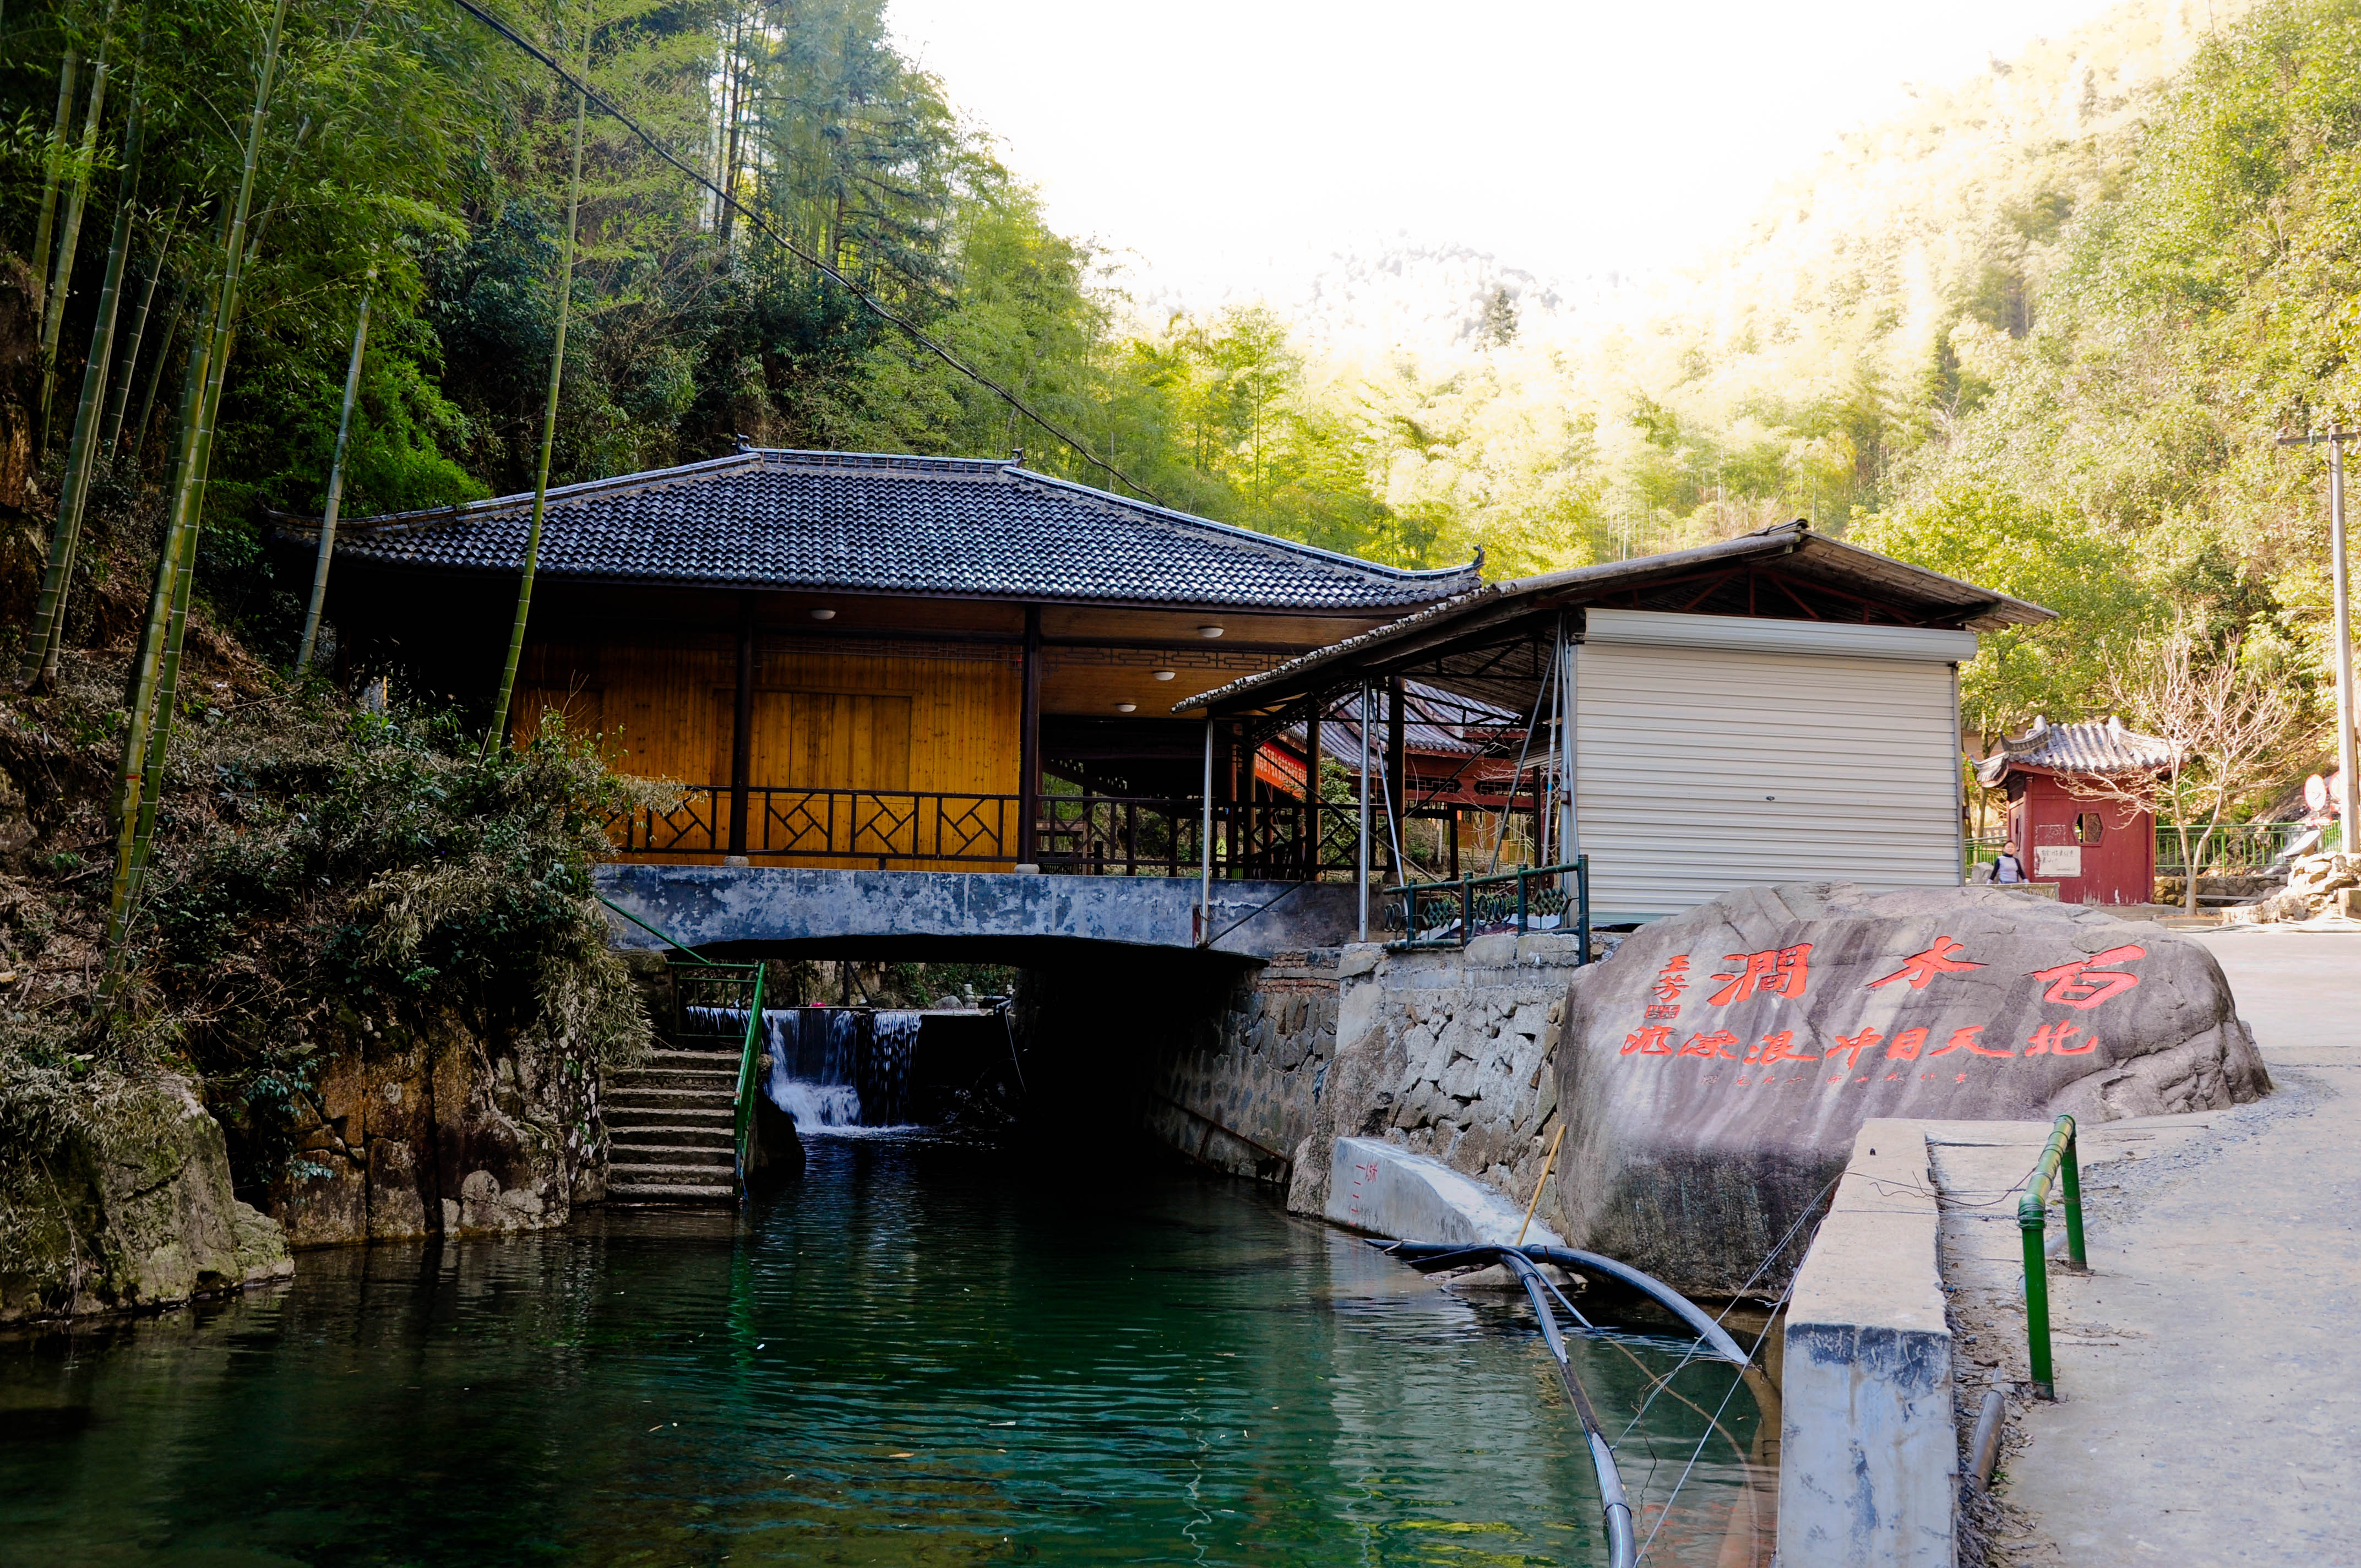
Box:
[1516,1121,1567,1246]
[102,0,290,976]
[297,286,371,670]
[123,277,185,465]
[21,96,143,690]
[30,49,78,318]
[485,21,590,754]
[38,17,114,450]
[101,328,208,966]
[98,200,178,455]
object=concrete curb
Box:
[1777,1119,1956,1568]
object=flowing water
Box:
[0,1136,1774,1567]
[753,1008,924,1131]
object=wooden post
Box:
[1019,605,1042,868]
[728,594,754,858]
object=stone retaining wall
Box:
[1139,933,1589,1231]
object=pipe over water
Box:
[1374,1240,1749,1366]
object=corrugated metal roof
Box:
[1974,716,2179,785]
[1279,679,1521,760]
[307,448,1481,611]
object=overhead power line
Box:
[440,0,1165,505]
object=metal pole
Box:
[2022,1204,2053,1399]
[1358,680,1371,941]
[2061,1126,2087,1270]
[2282,428,2360,845]
[1557,618,1579,873]
[2334,438,2359,842]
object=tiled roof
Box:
[312,449,1480,611]
[1975,716,2180,785]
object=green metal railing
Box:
[1388,858,1591,960]
[670,960,766,1197]
[2019,1114,2087,1400]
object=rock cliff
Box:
[0,1074,291,1324]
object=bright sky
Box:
[889,0,2128,305]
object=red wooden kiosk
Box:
[1977,716,2178,905]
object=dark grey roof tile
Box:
[320,450,1476,611]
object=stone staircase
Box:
[603,1042,742,1204]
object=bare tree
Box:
[2073,624,2300,914]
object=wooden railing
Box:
[607,786,1486,878]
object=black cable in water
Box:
[998,1001,1027,1096]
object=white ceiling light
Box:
[1114,702,1138,713]
[1197,625,1225,639]
[809,608,836,620]
[1153,669,1176,680]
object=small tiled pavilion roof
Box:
[307,448,1481,611]
[1975,716,2180,786]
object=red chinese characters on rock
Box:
[1645,955,1692,1022]
[1708,944,1813,1005]
[1865,936,1986,991]
[1621,1025,1676,1056]
[1827,1028,1884,1069]
[2026,1022,2099,1056]
[2026,945,2145,1009]
[1748,1030,1820,1065]
[1614,938,2142,1083]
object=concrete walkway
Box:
[1989,929,2361,1565]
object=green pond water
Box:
[0,1136,1773,1566]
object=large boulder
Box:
[1558,883,2267,1297]
[0,1075,292,1323]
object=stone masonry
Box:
[1139,933,1588,1235]
[1285,933,1588,1238]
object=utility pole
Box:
[2281,427,2360,845]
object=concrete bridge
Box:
[592,865,1368,963]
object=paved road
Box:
[2001,929,2361,1566]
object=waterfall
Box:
[742,1008,922,1131]
[861,1012,922,1126]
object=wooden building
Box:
[1976,716,2177,905]
[310,448,1481,872]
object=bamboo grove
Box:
[8,0,2361,1001]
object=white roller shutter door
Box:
[1573,612,1969,922]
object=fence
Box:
[2019,1114,2086,1401]
[608,785,1530,880]
[1966,824,2320,881]
[1388,859,1591,959]
[2153,821,2318,876]
[670,959,766,1197]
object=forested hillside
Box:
[1,0,2352,755]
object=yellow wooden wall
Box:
[512,639,1021,868]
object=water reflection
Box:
[0,1137,1771,1566]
